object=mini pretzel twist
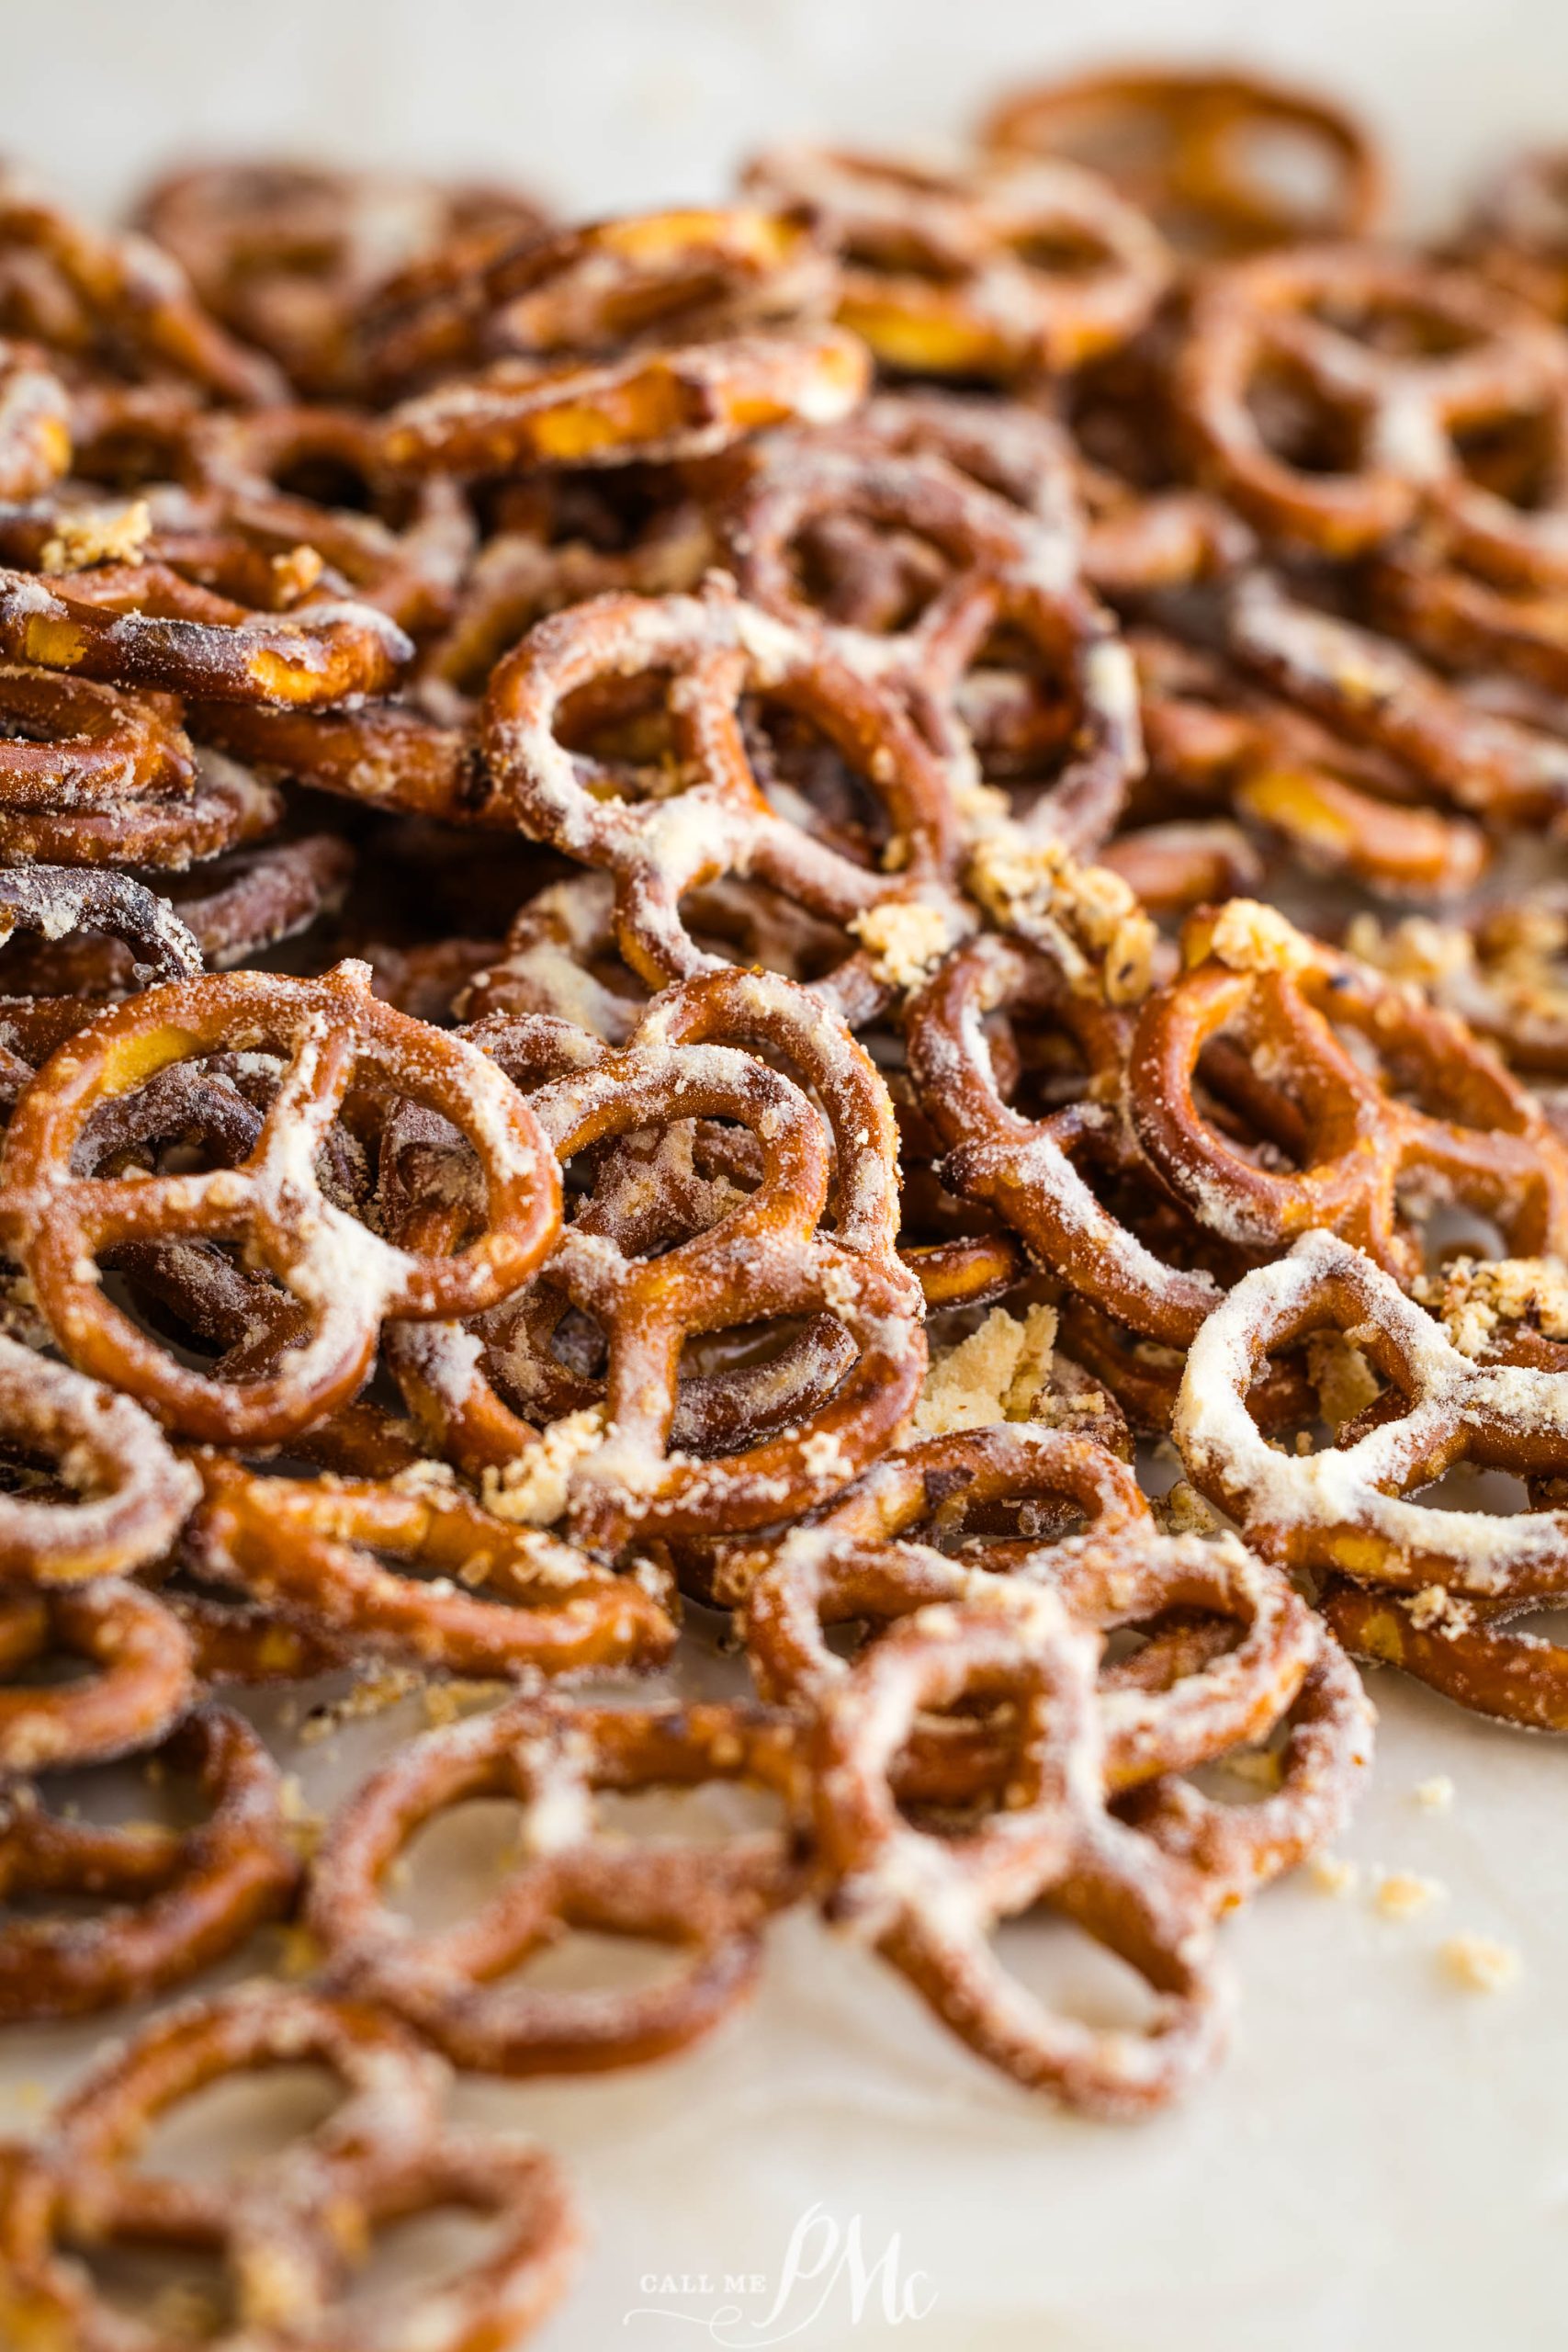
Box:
[1176,1227,1568,1593]
[0,1703,297,2021]
[0,959,562,1442]
[1130,903,1568,1279]
[0,1581,195,1768]
[1178,246,1568,557]
[480,578,964,1022]
[0,1984,582,2346]
[809,1586,1232,2118]
[744,145,1170,377]
[0,1331,198,1582]
[308,1693,806,2074]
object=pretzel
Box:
[906,930,1223,1345]
[0,1703,297,2020]
[309,1693,805,2074]
[0,741,283,871]
[0,1985,581,2346]
[1175,1227,1568,1593]
[1323,1575,1568,1731]
[1178,247,1568,557]
[0,1331,197,1582]
[1119,1632,1375,1915]
[1099,819,1265,913]
[480,580,963,1021]
[380,324,871,475]
[386,969,925,1551]
[1460,149,1568,325]
[1364,543,1568,699]
[0,554,413,707]
[809,1587,1231,2117]
[189,694,512,831]
[1129,902,1568,1280]
[137,156,552,394]
[0,339,71,500]
[0,959,562,1442]
[0,167,285,403]
[186,1451,678,1678]
[0,1580,194,1767]
[733,1424,1317,1800]
[360,202,835,394]
[980,65,1384,254]
[0,661,197,808]
[744,146,1169,377]
[720,431,1140,855]
[1055,1291,1317,1438]
[1134,627,1490,902]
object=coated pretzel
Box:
[186,1450,678,1678]
[0,742,283,872]
[1365,543,1568,698]
[1129,903,1568,1279]
[0,1984,582,2349]
[0,1703,297,2021]
[361,202,834,394]
[138,156,552,394]
[480,580,963,1020]
[0,555,413,708]
[189,694,511,829]
[0,339,71,501]
[387,970,925,1552]
[0,960,562,1442]
[0,167,284,403]
[980,64,1384,254]
[1178,245,1568,557]
[720,428,1141,855]
[745,146,1168,378]
[0,1331,197,1583]
[0,862,202,997]
[1176,1228,1568,1593]
[1119,1632,1375,1915]
[809,1589,1231,2118]
[1459,148,1568,325]
[310,1694,805,2075]
[1324,1574,1568,1733]
[733,1424,1317,1801]
[380,324,871,475]
[0,662,196,808]
[0,1580,194,1767]
[906,929,1222,1344]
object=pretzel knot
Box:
[385,966,925,1554]
[309,1694,806,2074]
[744,145,1170,378]
[0,1703,297,2021]
[1179,246,1568,557]
[1176,1228,1568,1594]
[0,1331,197,1582]
[0,960,563,1443]
[186,1450,677,1679]
[1130,904,1568,1278]
[731,1424,1320,1805]
[0,1581,194,1768]
[0,1985,582,2346]
[480,580,964,1023]
[808,1586,1232,2118]
[907,930,1222,1345]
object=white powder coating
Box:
[1176,1229,1568,1592]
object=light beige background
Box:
[1,4,1566,2347]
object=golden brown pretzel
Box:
[980,64,1384,254]
[309,1694,805,2074]
[0,960,562,1442]
[0,1581,194,1767]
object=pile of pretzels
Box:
[1,57,1567,2347]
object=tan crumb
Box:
[1405,1584,1474,1639]
[1158,1479,1221,1537]
[480,1406,605,1527]
[299,1662,421,1743]
[1197,899,1314,978]
[1420,1254,1568,1362]
[423,1678,508,1728]
[1374,1869,1445,1918]
[964,828,1155,1006]
[1309,1854,1359,1897]
[1440,1933,1520,1992]
[277,1773,323,1860]
[1347,911,1473,991]
[1413,1775,1455,1812]
[1304,1329,1382,1430]
[848,899,954,991]
[915,1302,1057,1435]
[1223,1747,1283,1792]
[39,496,152,574]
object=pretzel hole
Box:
[1306,293,1481,364]
[334,2199,514,2324]
[71,2239,232,2341]
[595,1780,787,1844]
[1450,403,1560,509]
[1007,222,1118,281]
[134,2063,346,2184]
[1218,123,1346,223]
[1412,1463,1530,1516]
[381,1797,528,1932]
[266,448,378,514]
[991,1910,1165,2032]
[1244,354,1364,477]
[498,1922,694,1997]
[745,698,899,865]
[791,514,951,634]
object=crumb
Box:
[1224,1748,1282,1792]
[276,1773,323,1860]
[1196,899,1313,977]
[299,1663,420,1743]
[1413,1775,1455,1812]
[39,497,152,574]
[422,1678,508,1727]
[848,899,953,990]
[1309,1855,1359,1897]
[480,1406,604,1527]
[1405,1585,1474,1639]
[1375,1870,1445,1918]
[1440,1933,1520,1992]
[1158,1478,1221,1537]
[914,1302,1057,1434]
[1304,1329,1381,1430]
